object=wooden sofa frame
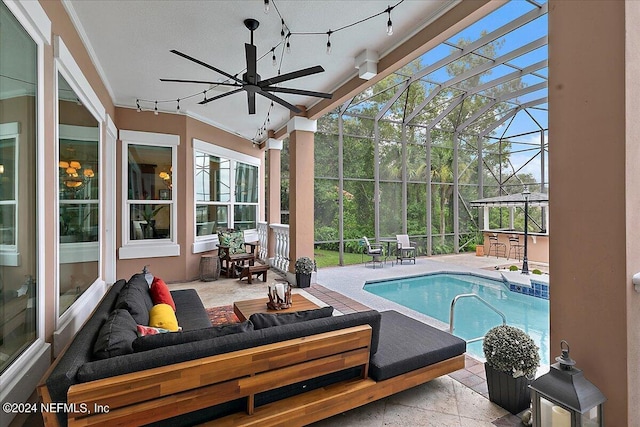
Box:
[38,324,464,427]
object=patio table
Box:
[379,238,397,266]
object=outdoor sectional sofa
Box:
[38,273,466,427]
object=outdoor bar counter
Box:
[482,230,549,264]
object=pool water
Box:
[364,273,549,364]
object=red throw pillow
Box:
[149,277,176,311]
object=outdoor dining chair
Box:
[396,234,417,264]
[362,236,384,268]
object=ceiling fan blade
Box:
[245,43,257,84]
[260,65,325,86]
[170,49,243,84]
[198,88,243,105]
[160,78,241,87]
[258,91,302,114]
[247,91,256,115]
[262,86,333,99]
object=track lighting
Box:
[154,101,158,115]
[136,99,141,112]
[326,31,332,55]
[386,6,393,36]
[264,0,269,14]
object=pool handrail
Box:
[449,293,507,344]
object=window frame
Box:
[58,124,100,266]
[0,0,51,408]
[119,130,180,259]
[0,122,20,266]
[192,139,260,254]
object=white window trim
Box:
[119,130,180,259]
[192,139,260,254]
[0,122,20,266]
[54,37,107,331]
[0,0,51,416]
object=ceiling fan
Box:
[161,18,333,115]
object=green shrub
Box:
[483,325,540,378]
[532,269,543,275]
[509,265,519,271]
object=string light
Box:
[145,0,407,141]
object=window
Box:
[120,130,179,259]
[57,71,101,316]
[0,1,38,374]
[0,124,18,264]
[193,140,259,253]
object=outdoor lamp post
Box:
[530,341,606,427]
[522,186,530,274]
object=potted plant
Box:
[294,256,315,288]
[483,324,540,415]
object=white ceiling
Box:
[64,0,457,142]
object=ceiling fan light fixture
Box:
[161,19,332,115]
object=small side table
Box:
[199,255,221,281]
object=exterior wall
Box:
[625,1,640,419]
[114,108,265,282]
[549,1,638,424]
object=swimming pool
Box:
[363,273,549,364]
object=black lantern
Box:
[529,341,605,426]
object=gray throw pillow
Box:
[132,320,254,352]
[249,306,334,330]
[93,309,138,359]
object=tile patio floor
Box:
[169,252,542,426]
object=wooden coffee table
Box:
[233,293,320,322]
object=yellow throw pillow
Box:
[149,304,180,332]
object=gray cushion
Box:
[93,309,138,359]
[369,310,466,381]
[77,310,382,383]
[132,321,254,352]
[45,279,127,427]
[114,273,154,325]
[172,289,212,330]
[249,306,334,329]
